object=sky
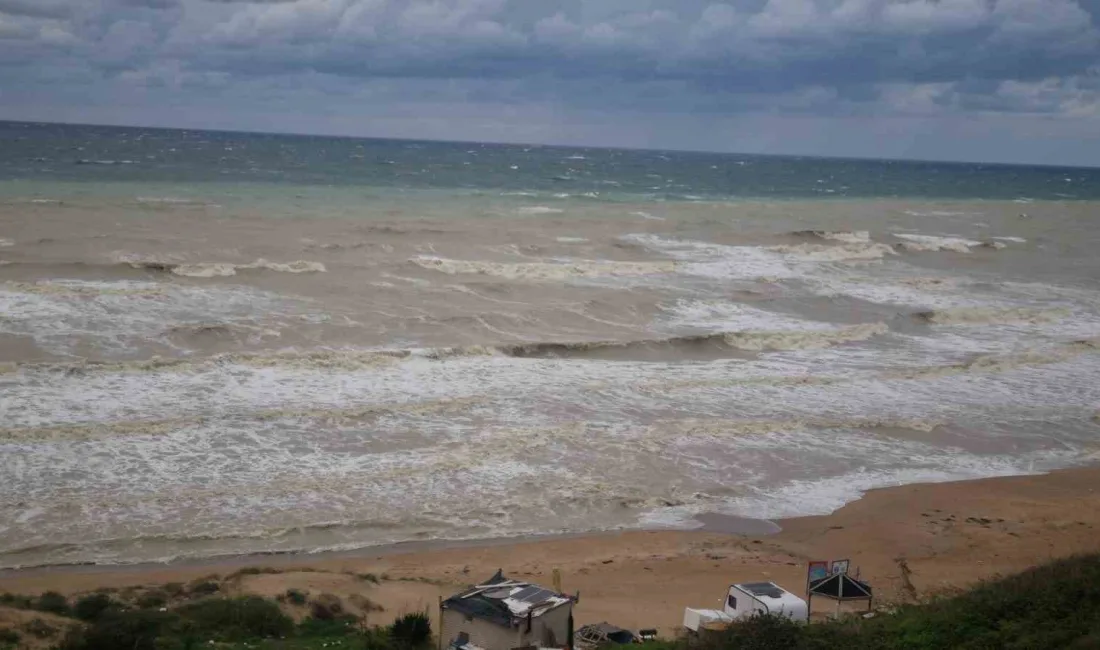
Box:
[1,0,1099,166]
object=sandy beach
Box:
[3,466,1098,637]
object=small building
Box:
[441,570,576,650]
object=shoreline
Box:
[0,512,783,577]
[4,466,1099,634]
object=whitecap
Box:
[893,233,983,253]
[517,206,564,215]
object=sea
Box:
[1,120,1099,569]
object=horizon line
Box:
[2,117,1098,171]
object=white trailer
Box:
[682,581,807,633]
[724,582,807,621]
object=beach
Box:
[4,467,1098,636]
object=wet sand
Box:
[3,466,1099,635]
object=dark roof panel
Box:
[808,574,873,600]
[739,582,785,598]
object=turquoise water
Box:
[3,120,1098,201]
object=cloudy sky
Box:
[1,0,1099,165]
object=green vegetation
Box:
[668,552,1100,650]
[72,593,119,622]
[175,596,294,641]
[226,566,284,580]
[186,580,220,597]
[281,588,309,606]
[36,591,71,616]
[135,589,169,609]
[390,612,432,649]
[35,587,433,650]
[22,618,58,639]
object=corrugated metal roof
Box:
[443,570,573,628]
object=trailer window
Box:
[727,595,737,609]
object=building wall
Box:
[440,604,573,650]
[441,609,519,650]
[527,603,572,647]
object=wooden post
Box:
[836,576,843,619]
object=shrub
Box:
[186,581,219,597]
[356,573,381,584]
[297,615,359,638]
[136,590,169,609]
[21,618,57,639]
[0,629,20,645]
[0,593,33,609]
[35,591,70,615]
[284,589,309,606]
[162,583,185,598]
[350,593,385,613]
[389,612,431,649]
[56,610,187,650]
[73,593,118,621]
[363,627,396,650]
[227,566,281,580]
[695,614,802,650]
[310,593,345,621]
[176,595,293,640]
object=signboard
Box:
[807,561,829,583]
[829,559,850,576]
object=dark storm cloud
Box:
[171,0,1098,93]
[1,0,1098,163]
[0,0,71,19]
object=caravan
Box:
[682,581,807,633]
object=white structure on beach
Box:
[724,582,808,621]
[683,581,808,633]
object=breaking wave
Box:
[661,416,944,437]
[893,234,983,253]
[4,348,408,376]
[914,307,1071,326]
[163,323,282,346]
[4,323,891,376]
[768,242,896,261]
[517,206,564,215]
[885,340,1099,380]
[489,323,888,358]
[117,255,327,277]
[1,280,166,296]
[411,256,677,280]
[788,230,872,244]
[0,398,481,442]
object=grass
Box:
[175,596,295,641]
[226,567,285,581]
